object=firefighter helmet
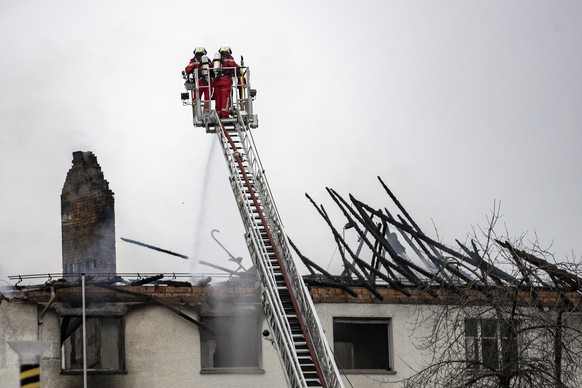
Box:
[193,47,207,55]
[219,46,232,55]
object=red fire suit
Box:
[185,56,212,110]
[214,54,239,118]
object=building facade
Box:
[0,283,438,388]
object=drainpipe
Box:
[38,286,56,325]
[8,341,50,387]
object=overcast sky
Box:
[1,0,581,282]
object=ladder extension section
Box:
[213,111,344,388]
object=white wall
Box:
[315,302,432,388]
[0,300,288,388]
[0,297,467,388]
[3,295,581,387]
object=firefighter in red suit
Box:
[184,47,212,111]
[214,46,240,118]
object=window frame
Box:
[333,317,393,373]
[60,315,126,375]
[464,318,519,372]
[199,315,264,374]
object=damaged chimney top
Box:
[61,151,116,278]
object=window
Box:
[465,319,518,371]
[333,318,392,371]
[200,315,262,373]
[61,316,124,373]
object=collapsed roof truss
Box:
[294,177,582,309]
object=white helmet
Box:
[193,47,207,55]
[219,46,232,55]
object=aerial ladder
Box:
[182,64,345,388]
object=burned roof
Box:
[294,177,582,309]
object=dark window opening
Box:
[333,318,391,371]
[200,315,262,373]
[61,316,124,373]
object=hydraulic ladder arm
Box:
[183,66,344,388]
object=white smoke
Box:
[0,263,19,298]
[0,280,20,299]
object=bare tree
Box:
[402,212,582,388]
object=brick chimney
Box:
[61,151,116,277]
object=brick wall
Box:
[61,151,116,276]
